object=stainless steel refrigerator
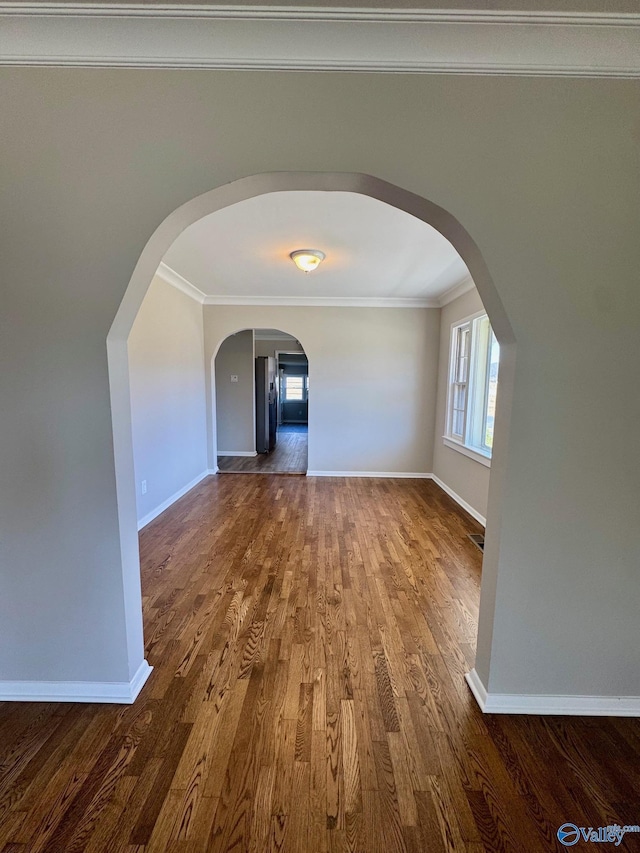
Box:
[255,356,277,453]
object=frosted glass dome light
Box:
[290,249,325,273]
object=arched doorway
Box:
[108,172,515,700]
[213,328,310,474]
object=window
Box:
[284,375,306,401]
[445,313,499,465]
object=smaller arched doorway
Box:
[214,328,309,474]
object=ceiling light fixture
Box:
[290,249,325,273]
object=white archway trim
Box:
[2,5,640,77]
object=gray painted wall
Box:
[204,306,440,475]
[214,330,255,455]
[433,287,491,522]
[1,70,638,703]
[128,275,208,525]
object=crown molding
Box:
[156,263,441,307]
[156,262,454,308]
[437,274,476,307]
[2,5,638,25]
[203,294,440,307]
[2,5,640,76]
[156,262,207,304]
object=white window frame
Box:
[283,374,307,402]
[444,311,498,468]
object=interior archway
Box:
[212,328,310,475]
[108,171,515,697]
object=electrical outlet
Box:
[141,480,147,495]
[230,375,239,383]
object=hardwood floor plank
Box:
[372,740,408,853]
[339,699,362,817]
[310,728,329,853]
[202,679,250,801]
[387,731,418,827]
[325,706,343,832]
[247,765,276,853]
[129,722,193,846]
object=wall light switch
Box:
[141,480,147,494]
[230,375,239,383]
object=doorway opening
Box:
[277,351,309,427]
[215,328,309,474]
[108,171,515,704]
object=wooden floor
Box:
[217,425,308,474]
[1,476,640,853]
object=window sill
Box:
[442,437,492,468]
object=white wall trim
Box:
[204,294,440,308]
[466,669,640,717]
[137,470,210,530]
[156,262,207,304]
[0,659,153,704]
[465,667,489,708]
[431,473,486,526]
[217,450,257,457]
[307,470,432,478]
[437,275,476,307]
[3,5,639,77]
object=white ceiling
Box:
[161,191,471,307]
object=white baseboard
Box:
[0,659,153,704]
[306,471,432,478]
[208,467,218,475]
[217,451,257,457]
[431,474,486,527]
[137,470,210,530]
[466,668,640,717]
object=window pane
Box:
[456,326,470,382]
[284,376,304,400]
[460,326,470,357]
[457,356,469,383]
[453,383,466,411]
[483,333,500,449]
